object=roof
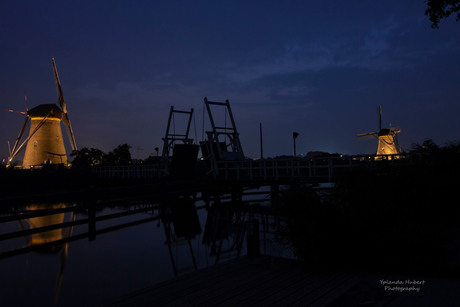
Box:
[27,104,63,119]
[378,128,400,136]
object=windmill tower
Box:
[357,106,401,156]
[7,57,77,168]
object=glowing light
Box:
[29,117,61,121]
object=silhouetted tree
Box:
[143,155,161,164]
[426,0,460,28]
[411,139,439,152]
[103,144,132,165]
[71,147,105,169]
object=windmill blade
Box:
[62,113,77,152]
[390,126,401,133]
[52,57,67,113]
[53,57,77,152]
[5,108,26,115]
[378,105,382,131]
[357,132,378,138]
[8,116,30,166]
[12,208,30,246]
[395,133,402,153]
[55,203,77,304]
[8,111,52,165]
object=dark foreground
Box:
[109,255,360,306]
[109,255,460,306]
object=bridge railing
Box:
[91,164,168,179]
[90,154,408,181]
[215,154,408,181]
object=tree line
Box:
[70,144,160,169]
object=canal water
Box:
[0,189,294,306]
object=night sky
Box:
[1,1,459,161]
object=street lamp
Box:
[293,132,299,157]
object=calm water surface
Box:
[0,189,293,306]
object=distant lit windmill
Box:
[7,57,77,168]
[357,106,401,156]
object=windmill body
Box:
[358,106,401,156]
[22,104,68,168]
[376,128,400,155]
[7,57,77,168]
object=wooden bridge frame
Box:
[162,106,195,160]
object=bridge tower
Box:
[161,106,199,178]
[200,97,245,176]
[161,106,195,160]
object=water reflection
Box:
[161,196,201,276]
[24,203,76,303]
[0,187,291,306]
[25,203,66,249]
[202,200,245,264]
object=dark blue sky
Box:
[1,1,459,160]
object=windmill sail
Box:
[356,132,378,138]
[62,113,77,152]
[7,109,58,165]
[52,57,66,113]
[8,116,30,166]
[52,57,77,152]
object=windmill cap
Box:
[378,128,399,136]
[27,104,63,119]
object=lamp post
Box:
[260,123,264,160]
[293,132,299,157]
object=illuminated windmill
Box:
[357,106,401,156]
[7,57,77,168]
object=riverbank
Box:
[0,167,201,205]
[278,159,460,278]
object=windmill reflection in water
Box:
[17,203,77,303]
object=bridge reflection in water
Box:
[0,187,290,306]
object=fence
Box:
[91,164,168,179]
[90,154,407,181]
[215,154,407,181]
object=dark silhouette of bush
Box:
[70,144,133,167]
[71,147,105,169]
[426,0,460,28]
[102,144,132,166]
[280,140,460,275]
